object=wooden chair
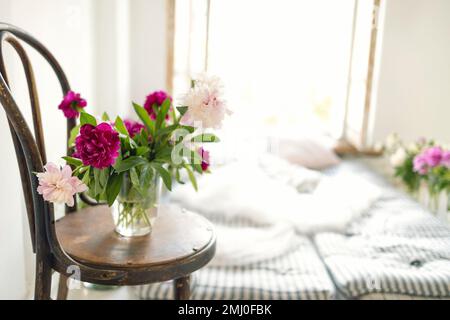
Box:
[0,23,216,300]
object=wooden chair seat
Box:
[55,204,216,285]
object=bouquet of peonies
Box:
[413,145,450,195]
[36,74,230,236]
[385,134,427,193]
[385,133,450,196]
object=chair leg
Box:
[34,259,52,300]
[57,274,69,300]
[174,275,191,300]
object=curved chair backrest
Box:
[0,23,126,299]
[0,23,75,253]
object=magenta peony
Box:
[74,123,120,169]
[124,119,145,138]
[36,162,87,207]
[198,147,210,171]
[58,91,87,118]
[144,90,172,120]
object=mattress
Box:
[316,158,450,299]
[136,235,336,300]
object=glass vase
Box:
[112,172,161,237]
[418,181,430,208]
[429,190,449,223]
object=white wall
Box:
[128,0,168,115]
[370,0,450,144]
[0,0,167,299]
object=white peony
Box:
[385,133,400,151]
[407,142,420,153]
[390,147,407,167]
[180,74,231,129]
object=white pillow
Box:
[272,138,341,170]
[258,153,322,193]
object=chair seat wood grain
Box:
[55,204,216,284]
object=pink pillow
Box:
[273,138,341,170]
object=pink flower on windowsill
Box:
[413,155,428,175]
[74,123,120,169]
[423,146,444,168]
[58,91,87,118]
[36,163,87,207]
[144,90,172,120]
[442,151,450,168]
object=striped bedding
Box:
[316,158,450,299]
[136,158,450,300]
[136,234,336,300]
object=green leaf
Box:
[139,164,154,191]
[191,133,220,143]
[136,128,149,146]
[156,98,171,129]
[130,167,140,190]
[114,116,129,136]
[81,167,90,185]
[62,156,83,167]
[181,125,195,133]
[106,172,124,206]
[93,168,102,196]
[183,163,198,191]
[185,148,203,173]
[152,163,172,191]
[68,124,80,147]
[136,146,150,156]
[133,102,155,137]
[154,145,173,162]
[99,167,109,188]
[80,112,97,126]
[175,168,185,184]
[176,106,188,116]
[113,156,148,173]
[155,124,179,139]
[101,112,110,121]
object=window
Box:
[171,0,377,149]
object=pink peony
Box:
[36,162,87,207]
[423,146,443,167]
[58,91,87,118]
[198,147,210,171]
[124,119,145,138]
[144,90,172,120]
[442,151,450,168]
[74,123,120,169]
[413,154,428,175]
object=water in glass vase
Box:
[113,172,161,237]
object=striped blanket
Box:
[317,159,450,299]
[136,235,336,300]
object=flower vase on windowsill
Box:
[429,190,449,223]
